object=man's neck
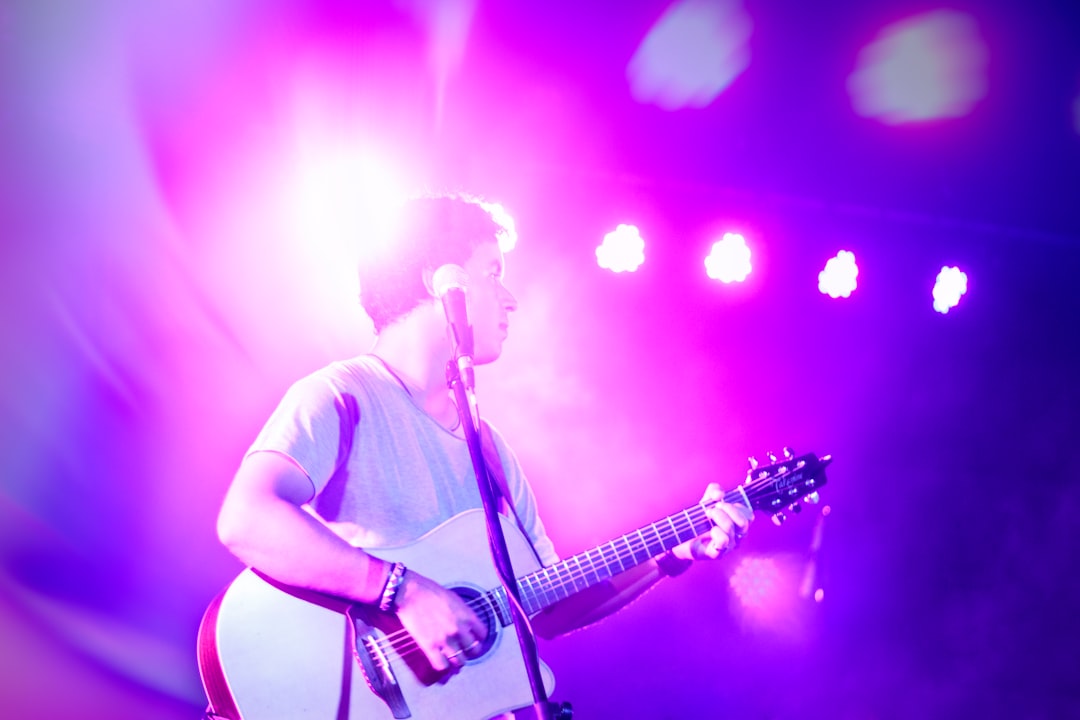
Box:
[371,304,457,423]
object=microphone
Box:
[432,264,475,390]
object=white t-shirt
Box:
[247,355,558,566]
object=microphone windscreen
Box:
[432,264,470,299]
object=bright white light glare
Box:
[704,232,752,283]
[291,144,407,266]
[818,250,859,298]
[596,224,645,273]
[932,265,968,314]
[627,0,752,110]
[848,10,987,124]
[479,201,518,253]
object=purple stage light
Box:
[704,232,751,283]
[932,265,968,314]
[596,224,645,273]
[729,556,781,610]
[848,10,988,124]
[627,0,752,110]
[818,250,859,298]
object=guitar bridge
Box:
[347,606,411,719]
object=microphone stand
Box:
[445,360,563,720]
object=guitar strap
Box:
[479,420,545,567]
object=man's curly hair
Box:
[358,194,511,334]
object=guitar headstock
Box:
[738,449,832,525]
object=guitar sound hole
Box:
[452,586,498,659]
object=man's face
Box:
[462,241,516,365]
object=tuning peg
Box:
[789,502,802,514]
[783,447,794,459]
[747,455,759,470]
[804,492,820,504]
[767,451,778,463]
[771,512,787,526]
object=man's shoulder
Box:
[287,356,388,399]
[322,355,383,382]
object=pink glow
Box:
[819,250,859,298]
[627,0,753,110]
[704,231,752,283]
[290,142,408,257]
[933,265,969,314]
[726,551,820,641]
[596,224,645,273]
[730,556,782,609]
[399,0,478,123]
[4,1,1069,717]
[848,10,988,124]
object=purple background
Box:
[1,2,1078,718]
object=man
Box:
[215,194,752,708]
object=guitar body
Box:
[199,451,832,719]
[200,510,555,720]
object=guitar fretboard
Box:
[485,452,827,618]
[515,495,736,614]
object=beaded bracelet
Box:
[378,561,407,612]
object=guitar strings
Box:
[365,505,719,661]
[365,469,789,661]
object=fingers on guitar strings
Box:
[711,526,738,556]
[444,633,482,665]
[701,532,724,560]
[709,540,724,559]
[441,646,466,668]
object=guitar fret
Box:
[520,502,730,613]
[518,577,538,615]
[608,540,626,573]
[578,553,592,585]
[520,500,721,613]
[560,562,575,600]
[644,523,663,557]
[620,534,634,567]
[546,565,567,602]
[522,578,540,613]
[587,547,611,583]
[635,529,649,562]
[568,556,584,592]
[682,508,697,542]
[511,453,829,615]
[665,516,679,550]
[462,500,717,626]
[578,550,592,587]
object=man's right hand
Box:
[392,570,488,672]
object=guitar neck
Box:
[517,489,745,614]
